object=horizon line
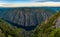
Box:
[0,2,60,7]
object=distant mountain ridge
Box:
[0,7,58,30]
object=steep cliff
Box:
[0,7,56,30]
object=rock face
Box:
[56,16,60,28]
[0,7,55,30]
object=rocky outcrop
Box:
[56,16,60,28]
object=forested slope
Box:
[0,18,23,37]
[34,11,60,37]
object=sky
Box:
[0,0,60,7]
[0,0,60,3]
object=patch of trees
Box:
[0,18,23,37]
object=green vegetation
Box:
[0,18,23,37]
[0,10,60,37]
[34,11,60,37]
[50,28,60,37]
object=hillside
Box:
[34,11,60,37]
[0,18,23,37]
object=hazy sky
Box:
[0,0,60,7]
